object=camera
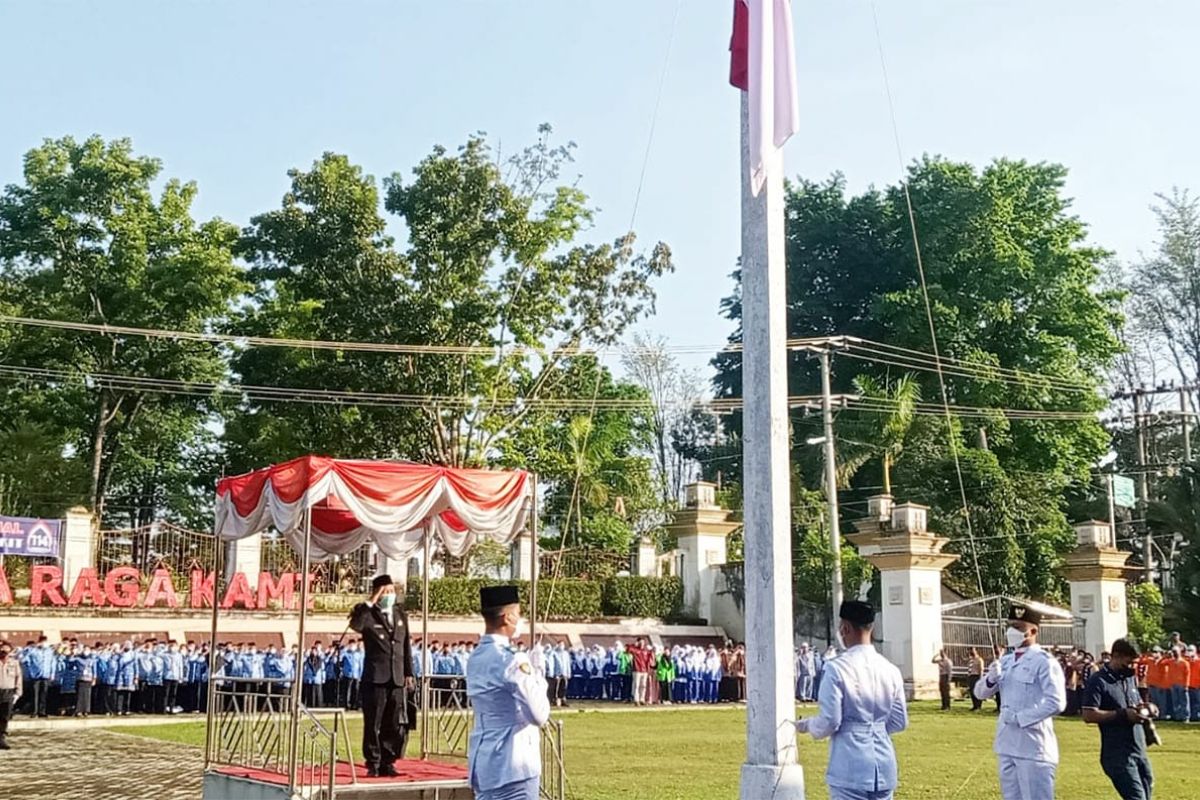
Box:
[1136,703,1162,747]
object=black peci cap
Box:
[1008,604,1042,626]
[839,600,876,626]
[480,584,520,611]
[371,574,394,591]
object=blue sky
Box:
[2,1,1197,376]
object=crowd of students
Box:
[8,634,749,718]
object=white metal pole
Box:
[420,527,431,759]
[820,350,845,624]
[736,92,806,800]
[288,507,313,791]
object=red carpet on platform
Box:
[215,759,469,786]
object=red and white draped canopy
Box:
[214,456,532,560]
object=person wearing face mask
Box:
[466,584,550,800]
[1083,638,1158,800]
[795,601,908,800]
[349,574,414,777]
[974,604,1067,800]
[0,640,22,749]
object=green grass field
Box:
[115,702,1200,799]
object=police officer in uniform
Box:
[466,585,551,800]
[974,604,1067,800]
[795,600,908,800]
[349,574,414,777]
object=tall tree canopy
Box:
[709,157,1122,598]
[0,136,243,524]
[224,128,671,549]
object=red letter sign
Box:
[31,566,66,606]
[190,569,215,608]
[257,571,295,610]
[143,569,179,608]
[67,567,107,606]
[220,571,257,609]
[104,567,140,607]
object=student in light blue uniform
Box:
[569,648,587,700]
[302,644,327,708]
[22,637,56,717]
[163,641,185,713]
[797,601,908,800]
[466,585,550,800]
[115,644,137,716]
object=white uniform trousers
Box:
[999,755,1056,800]
[477,776,539,800]
[830,789,892,800]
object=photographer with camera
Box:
[1082,638,1158,800]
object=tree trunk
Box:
[89,391,110,520]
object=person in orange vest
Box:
[1187,645,1200,723]
[1169,647,1192,722]
[1134,651,1154,703]
[1147,647,1172,721]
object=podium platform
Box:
[204,759,472,800]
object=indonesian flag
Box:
[729,0,800,195]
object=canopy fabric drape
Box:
[214,456,531,560]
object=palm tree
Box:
[834,373,922,492]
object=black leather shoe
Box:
[0,740,10,750]
[365,766,379,778]
[380,764,399,777]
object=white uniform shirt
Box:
[466,634,551,792]
[798,644,908,793]
[973,644,1067,764]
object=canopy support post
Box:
[203,529,223,769]
[288,506,313,792]
[530,474,539,645]
[420,526,432,760]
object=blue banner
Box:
[0,515,61,557]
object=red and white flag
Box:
[729,0,799,195]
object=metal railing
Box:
[206,679,355,799]
[421,678,473,759]
[540,719,567,800]
[293,704,343,800]
[208,680,293,771]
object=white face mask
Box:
[1006,627,1028,649]
[512,617,527,641]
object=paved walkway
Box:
[0,729,202,800]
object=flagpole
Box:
[737,88,807,800]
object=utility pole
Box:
[1133,391,1152,581]
[1106,473,1118,549]
[1181,387,1193,463]
[819,349,845,629]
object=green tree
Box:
[0,136,243,522]
[712,158,1121,597]
[1147,462,1200,638]
[1128,582,1167,650]
[226,129,671,477]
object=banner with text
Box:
[0,516,61,558]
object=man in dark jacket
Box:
[349,574,414,777]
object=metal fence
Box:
[942,617,1087,674]
[260,534,374,595]
[539,547,631,581]
[95,522,216,580]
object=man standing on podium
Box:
[467,585,551,800]
[349,574,414,777]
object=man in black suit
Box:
[349,574,415,777]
